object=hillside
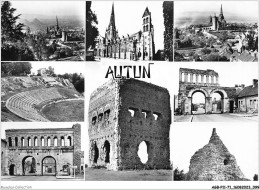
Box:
[1,76,78,100]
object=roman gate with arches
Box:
[89,79,171,170]
[178,68,236,114]
[2,124,81,176]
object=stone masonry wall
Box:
[88,78,171,170]
[88,79,120,170]
[4,127,79,176]
[73,124,82,174]
[118,79,171,170]
[186,128,246,181]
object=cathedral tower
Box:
[219,4,225,21]
[141,7,155,60]
[105,3,117,41]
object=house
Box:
[237,79,258,113]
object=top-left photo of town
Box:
[1,1,85,61]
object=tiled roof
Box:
[238,83,258,98]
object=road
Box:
[1,175,84,181]
[192,114,257,122]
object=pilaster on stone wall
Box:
[73,124,81,174]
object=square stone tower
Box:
[88,78,171,170]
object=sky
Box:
[11,1,85,18]
[172,62,259,103]
[30,62,85,75]
[175,1,258,26]
[91,1,165,52]
[172,123,258,180]
[85,61,175,164]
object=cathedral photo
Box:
[86,1,173,61]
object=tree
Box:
[253,174,258,181]
[219,31,228,43]
[74,78,84,93]
[1,62,31,76]
[174,168,185,181]
[86,1,99,50]
[163,1,173,61]
[201,48,211,55]
[1,1,24,42]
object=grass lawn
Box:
[42,100,84,122]
[85,168,173,181]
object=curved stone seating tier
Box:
[6,88,64,122]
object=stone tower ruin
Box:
[88,78,171,170]
[186,128,246,181]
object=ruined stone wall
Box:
[6,149,73,175]
[186,129,246,181]
[179,68,219,85]
[118,79,171,170]
[1,140,8,175]
[4,127,78,175]
[88,79,171,170]
[178,68,237,114]
[73,124,82,174]
[88,79,120,170]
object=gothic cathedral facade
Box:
[95,3,155,61]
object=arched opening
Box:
[202,75,206,83]
[34,137,38,146]
[198,75,202,83]
[21,137,25,147]
[212,91,223,113]
[61,137,65,146]
[224,159,229,165]
[42,156,56,176]
[137,141,149,164]
[47,137,51,146]
[213,76,216,83]
[192,74,196,83]
[103,140,110,163]
[67,136,72,146]
[28,137,31,146]
[8,137,12,147]
[9,164,15,175]
[15,137,18,147]
[41,137,44,146]
[22,156,36,175]
[181,73,185,82]
[191,91,206,114]
[93,142,99,163]
[188,73,191,82]
[54,137,58,146]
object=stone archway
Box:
[187,88,211,114]
[42,156,56,176]
[103,140,110,163]
[93,142,99,164]
[210,89,229,113]
[9,164,15,175]
[22,156,36,176]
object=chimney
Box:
[253,79,258,87]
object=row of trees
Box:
[1,62,32,76]
[163,1,173,61]
[58,73,84,94]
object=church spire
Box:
[109,2,116,29]
[219,4,224,20]
[56,16,60,30]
